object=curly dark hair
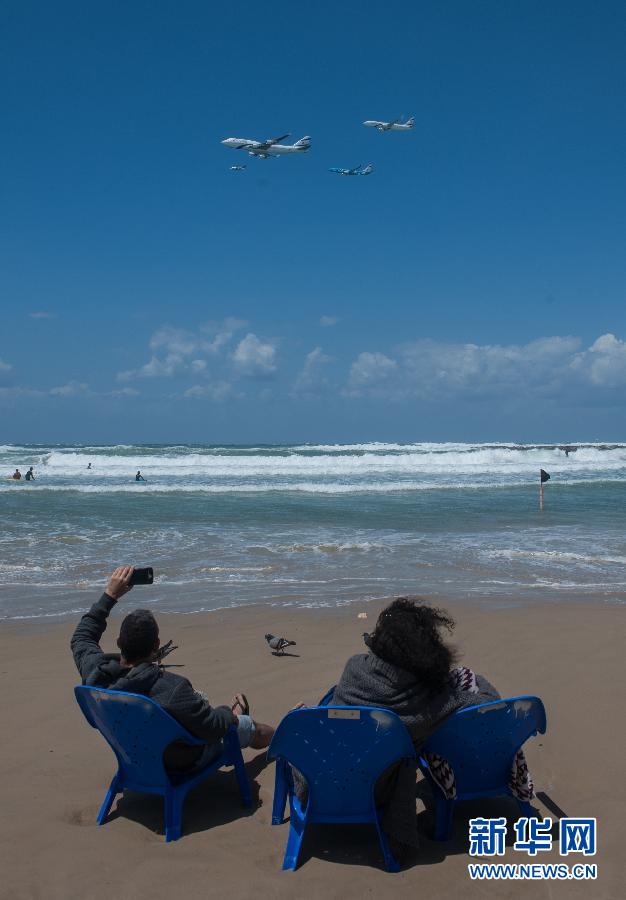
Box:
[367,597,457,693]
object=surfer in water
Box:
[135,470,146,482]
[24,467,35,481]
[87,462,92,470]
[11,469,21,480]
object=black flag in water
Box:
[540,469,551,483]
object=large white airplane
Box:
[221,133,312,159]
[363,116,414,132]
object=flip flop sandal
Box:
[232,693,250,716]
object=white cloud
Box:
[119,318,246,381]
[344,334,626,401]
[184,381,234,401]
[347,352,398,395]
[0,386,44,399]
[232,333,277,376]
[150,327,199,357]
[570,333,626,387]
[0,383,140,402]
[108,387,140,397]
[320,315,339,327]
[0,358,12,372]
[125,354,183,380]
[200,317,248,352]
[399,336,581,398]
[49,381,90,397]
[293,347,332,394]
[28,311,56,319]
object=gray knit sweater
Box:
[333,652,500,746]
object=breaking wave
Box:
[2,441,626,494]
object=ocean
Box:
[1,442,626,620]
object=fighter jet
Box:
[221,133,312,159]
[229,165,247,171]
[329,163,374,176]
[363,116,414,132]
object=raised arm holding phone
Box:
[70,565,274,773]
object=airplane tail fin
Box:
[294,136,311,148]
[406,116,415,127]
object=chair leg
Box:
[164,788,185,842]
[282,805,307,871]
[233,750,252,808]
[433,794,455,841]
[96,773,122,825]
[272,759,289,825]
[374,816,400,873]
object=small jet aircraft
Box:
[221,133,312,159]
[329,163,374,176]
[229,165,247,171]
[363,116,414,132]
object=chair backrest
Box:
[421,696,546,796]
[268,706,416,818]
[74,685,203,788]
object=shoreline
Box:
[0,577,626,629]
[1,596,623,898]
[1,582,625,626]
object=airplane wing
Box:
[256,133,290,150]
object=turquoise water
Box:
[1,442,626,619]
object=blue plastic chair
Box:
[419,696,547,840]
[74,685,251,841]
[268,705,416,872]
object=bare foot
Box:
[231,693,249,716]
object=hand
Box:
[105,565,134,600]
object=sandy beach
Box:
[0,596,622,900]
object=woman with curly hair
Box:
[331,598,502,861]
[333,598,499,743]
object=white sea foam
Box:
[485,549,626,565]
[3,442,625,488]
[2,476,625,495]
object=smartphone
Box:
[130,566,154,586]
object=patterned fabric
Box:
[424,667,534,802]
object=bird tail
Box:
[286,640,297,646]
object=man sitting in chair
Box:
[71,565,274,772]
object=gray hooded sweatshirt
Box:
[71,593,236,771]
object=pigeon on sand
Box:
[265,633,297,655]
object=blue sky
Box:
[1,0,625,443]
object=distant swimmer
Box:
[135,470,146,482]
[24,467,35,481]
[11,469,21,480]
[87,462,92,470]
